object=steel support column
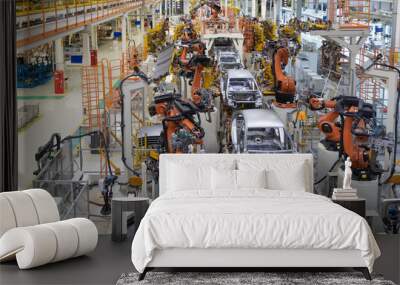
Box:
[295,0,302,19]
[127,15,132,41]
[261,0,267,20]
[365,69,399,169]
[151,6,155,28]
[141,5,145,34]
[225,0,228,19]
[273,0,281,24]
[55,38,64,71]
[122,13,127,54]
[392,0,400,48]
[184,0,190,15]
[252,0,257,17]
[82,32,91,66]
[90,25,98,51]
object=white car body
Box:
[216,51,242,72]
[220,69,263,108]
[231,109,295,153]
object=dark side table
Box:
[332,198,366,218]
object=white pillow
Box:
[266,161,307,191]
[236,169,267,189]
[238,158,309,191]
[167,163,212,191]
[212,168,237,191]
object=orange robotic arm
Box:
[149,94,205,153]
[318,111,341,143]
[191,64,204,102]
[309,97,341,146]
[163,107,204,153]
[343,114,370,170]
[309,96,374,173]
[187,54,213,112]
[179,46,189,66]
[272,47,296,104]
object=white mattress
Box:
[131,190,380,273]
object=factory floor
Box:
[1,234,398,285]
[0,235,134,285]
[17,32,144,189]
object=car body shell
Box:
[231,109,295,153]
[220,69,263,108]
[216,51,243,72]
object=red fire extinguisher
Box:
[54,70,64,94]
[90,50,98,66]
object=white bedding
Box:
[131,190,380,273]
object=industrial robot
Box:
[272,46,297,108]
[309,95,386,181]
[150,50,214,153]
[148,92,209,153]
[308,94,398,233]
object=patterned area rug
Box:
[116,272,395,285]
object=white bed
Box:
[131,154,380,280]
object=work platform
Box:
[16,0,160,51]
[201,33,244,60]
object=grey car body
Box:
[216,51,243,72]
[212,38,236,55]
[221,69,263,108]
[231,109,295,153]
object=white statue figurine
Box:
[343,157,353,190]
